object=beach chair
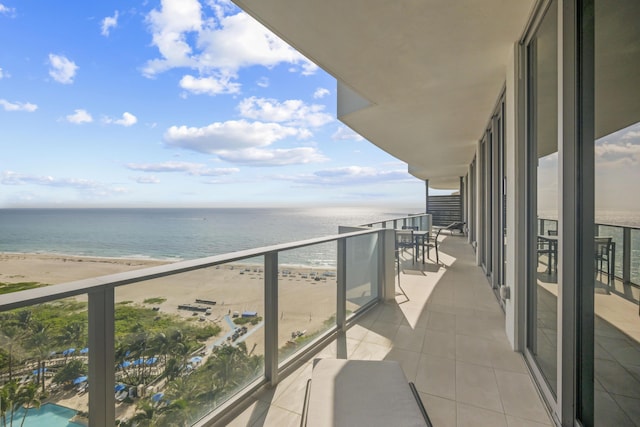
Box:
[440,221,466,235]
[301,359,432,427]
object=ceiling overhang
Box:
[233,0,536,185]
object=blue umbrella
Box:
[188,356,203,364]
[119,361,131,369]
[80,347,89,354]
[132,358,145,366]
[145,357,158,365]
[151,392,164,403]
[63,348,75,356]
[73,375,88,385]
[114,384,126,392]
[32,368,47,375]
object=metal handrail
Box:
[0,226,391,427]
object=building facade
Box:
[233,1,640,425]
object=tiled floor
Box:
[535,264,640,426]
[222,235,553,427]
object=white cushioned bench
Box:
[301,359,432,427]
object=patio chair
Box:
[396,229,416,265]
[594,236,613,286]
[301,359,432,427]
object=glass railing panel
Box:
[277,242,337,364]
[113,258,265,426]
[0,296,90,425]
[540,218,558,236]
[408,216,420,230]
[346,233,379,313]
[598,225,624,278]
[632,228,640,285]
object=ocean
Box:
[0,207,415,265]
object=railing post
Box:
[88,287,115,427]
[264,252,279,387]
[336,238,347,331]
[623,227,631,284]
[380,229,396,301]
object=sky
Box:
[0,0,428,209]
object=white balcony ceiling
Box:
[233,0,535,189]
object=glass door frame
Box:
[522,0,560,419]
[520,0,595,425]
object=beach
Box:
[0,252,364,421]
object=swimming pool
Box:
[12,403,84,427]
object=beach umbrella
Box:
[115,384,126,392]
[145,357,158,365]
[63,348,76,356]
[73,375,88,385]
[188,356,203,364]
[80,347,89,354]
[119,361,131,369]
[32,368,47,375]
[151,392,164,403]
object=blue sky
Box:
[0,0,427,208]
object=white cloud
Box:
[142,0,203,76]
[0,99,38,112]
[142,0,316,89]
[595,141,640,167]
[101,11,119,37]
[164,119,307,153]
[126,161,239,176]
[0,4,15,16]
[1,171,125,197]
[104,112,138,126]
[48,54,78,84]
[216,147,327,166]
[66,109,93,124]
[133,175,161,184]
[275,166,414,186]
[332,125,364,141]
[179,74,240,95]
[237,97,332,128]
[256,77,269,88]
[195,12,310,71]
[622,130,640,141]
[313,88,330,99]
[0,67,5,79]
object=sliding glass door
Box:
[525,0,559,401]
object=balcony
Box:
[0,215,552,427]
[222,232,553,426]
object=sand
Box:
[1,252,362,420]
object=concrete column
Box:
[459,176,464,223]
[425,180,429,214]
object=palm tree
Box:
[0,325,23,383]
[17,382,40,427]
[206,343,262,397]
[25,323,51,393]
[1,380,19,427]
[129,400,157,427]
[61,321,85,350]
